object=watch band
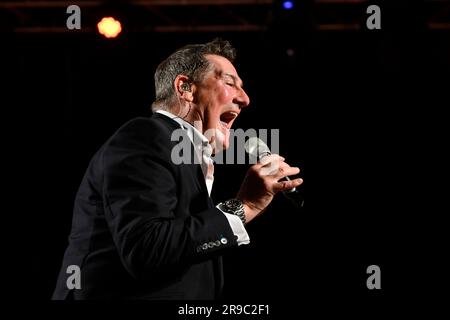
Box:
[220,198,246,225]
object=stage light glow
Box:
[282,1,294,10]
[97,17,122,38]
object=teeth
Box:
[229,112,238,117]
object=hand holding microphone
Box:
[245,137,300,192]
[236,138,304,223]
[245,137,304,209]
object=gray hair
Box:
[151,38,236,111]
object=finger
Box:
[259,159,283,176]
[258,154,283,168]
[272,178,303,193]
[267,154,285,162]
[273,166,300,180]
[260,154,284,166]
[260,160,293,177]
[258,155,273,167]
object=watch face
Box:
[223,199,245,224]
[226,199,241,210]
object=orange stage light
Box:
[97,17,122,38]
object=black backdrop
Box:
[3,0,449,313]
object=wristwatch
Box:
[220,198,246,225]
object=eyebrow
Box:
[223,73,244,88]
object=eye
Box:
[226,82,235,87]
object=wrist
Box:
[241,202,259,224]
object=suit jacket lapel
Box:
[152,113,210,199]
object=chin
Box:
[204,121,232,153]
[212,136,226,154]
[221,139,230,151]
[208,127,228,154]
[218,126,232,150]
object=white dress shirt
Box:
[156,110,250,246]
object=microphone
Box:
[245,137,304,209]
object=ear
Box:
[174,75,195,102]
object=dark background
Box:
[2,0,449,312]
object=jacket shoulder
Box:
[104,115,181,150]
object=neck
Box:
[170,104,204,135]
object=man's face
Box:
[193,54,250,152]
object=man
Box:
[52,39,303,300]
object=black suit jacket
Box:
[52,113,238,300]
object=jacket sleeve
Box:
[101,119,237,279]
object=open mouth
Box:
[219,111,238,129]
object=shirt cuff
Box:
[216,205,250,246]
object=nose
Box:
[234,87,250,109]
